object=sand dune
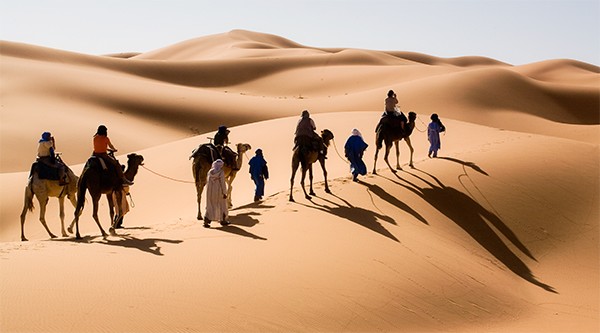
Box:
[0,30,598,332]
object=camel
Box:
[289,129,334,202]
[20,160,79,241]
[70,152,144,239]
[191,142,252,220]
[373,111,417,174]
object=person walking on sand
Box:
[427,113,446,158]
[203,159,230,228]
[344,128,369,182]
[248,148,269,202]
[93,125,133,185]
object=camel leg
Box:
[319,158,331,194]
[405,137,415,168]
[373,147,380,174]
[109,191,122,235]
[19,205,28,241]
[308,165,316,196]
[58,196,68,237]
[66,194,77,234]
[289,159,300,202]
[383,144,396,174]
[196,181,205,220]
[300,167,311,200]
[38,197,57,239]
[395,141,402,170]
[226,174,235,209]
[91,196,108,238]
[72,201,83,239]
[20,186,33,241]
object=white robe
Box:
[205,167,228,221]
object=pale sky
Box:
[1,0,598,65]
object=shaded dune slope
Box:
[1,29,598,172]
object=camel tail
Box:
[23,182,34,212]
[75,170,88,213]
[375,132,384,150]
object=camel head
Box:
[127,153,145,168]
[408,111,417,123]
[236,143,252,154]
[321,129,334,146]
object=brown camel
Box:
[70,152,144,239]
[191,142,252,220]
[373,111,417,174]
[289,129,334,202]
[20,160,79,241]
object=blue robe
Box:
[344,135,368,177]
[428,122,442,156]
[249,155,269,198]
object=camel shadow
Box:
[57,234,182,256]
[358,180,428,225]
[299,194,399,242]
[384,167,556,293]
[437,157,489,176]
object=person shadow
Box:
[215,211,268,241]
[298,193,400,242]
[384,164,556,293]
[215,202,272,240]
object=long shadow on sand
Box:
[359,181,428,225]
[56,234,183,256]
[298,193,400,242]
[381,161,556,293]
[213,202,271,240]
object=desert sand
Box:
[1,30,598,332]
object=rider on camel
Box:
[37,131,68,185]
[213,125,237,170]
[377,90,407,133]
[92,125,133,186]
[294,110,322,154]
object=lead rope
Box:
[331,139,350,164]
[141,164,196,184]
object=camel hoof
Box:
[21,237,28,242]
[76,234,82,240]
[325,188,331,194]
[309,191,316,196]
[50,234,57,239]
[289,197,295,202]
[109,228,117,236]
[305,195,312,200]
[67,226,73,234]
[62,232,69,237]
[409,164,415,169]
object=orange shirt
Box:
[93,135,112,154]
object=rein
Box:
[141,165,195,184]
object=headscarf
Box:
[255,148,263,156]
[208,159,225,178]
[39,132,52,142]
[351,128,362,138]
[301,110,310,118]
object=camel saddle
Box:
[190,143,238,170]
[376,111,407,133]
[29,159,61,181]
